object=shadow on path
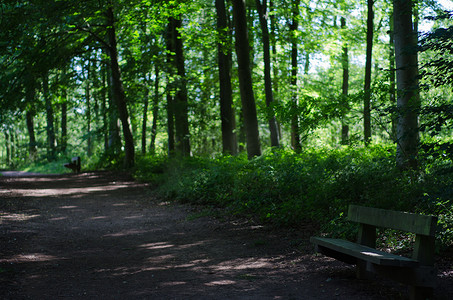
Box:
[0,172,451,299]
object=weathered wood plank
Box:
[348,205,437,236]
[310,237,419,267]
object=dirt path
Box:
[0,172,451,299]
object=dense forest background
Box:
[1,0,453,248]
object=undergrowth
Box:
[135,145,453,251]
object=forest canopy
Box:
[0,0,452,169]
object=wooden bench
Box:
[63,156,81,173]
[311,205,438,300]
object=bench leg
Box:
[356,260,374,280]
[409,286,433,300]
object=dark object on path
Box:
[311,205,438,300]
[63,156,81,173]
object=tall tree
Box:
[216,0,238,155]
[232,0,261,159]
[393,0,420,170]
[149,64,160,154]
[25,77,37,160]
[42,71,57,161]
[290,0,301,153]
[256,0,279,147]
[171,15,191,156]
[389,10,397,142]
[141,85,149,155]
[106,4,135,168]
[341,17,350,145]
[363,0,374,145]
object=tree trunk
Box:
[290,0,301,153]
[393,0,420,169]
[60,93,68,153]
[170,16,191,157]
[389,10,397,142]
[141,86,149,155]
[106,60,121,153]
[232,0,261,159]
[42,71,56,161]
[4,131,11,167]
[341,17,349,145]
[150,64,160,154]
[101,60,109,152]
[216,0,238,155]
[166,18,176,157]
[25,80,37,160]
[256,0,279,147]
[363,0,374,145]
[106,5,135,168]
[269,0,282,140]
[85,68,92,157]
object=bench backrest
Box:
[348,205,437,236]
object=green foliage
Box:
[136,146,453,250]
[15,158,72,174]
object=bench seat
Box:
[310,236,419,267]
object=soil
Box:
[0,171,451,299]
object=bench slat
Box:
[348,205,437,236]
[310,237,419,267]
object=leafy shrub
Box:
[135,145,453,250]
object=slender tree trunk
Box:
[216,0,238,155]
[106,5,135,168]
[26,111,37,160]
[393,0,420,170]
[290,0,301,153]
[269,0,282,140]
[389,11,397,142]
[150,65,160,154]
[4,131,11,167]
[364,0,374,145]
[60,92,68,153]
[341,17,349,145]
[141,86,149,155]
[166,18,176,157]
[25,80,37,160]
[101,60,109,151]
[232,0,261,159]
[256,0,279,147]
[85,67,92,157]
[43,71,56,161]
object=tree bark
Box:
[216,0,238,155]
[106,59,121,154]
[393,0,420,169]
[106,5,135,168]
[341,17,349,145]
[25,79,37,160]
[232,0,261,159]
[389,10,397,142]
[85,66,92,157]
[150,64,160,154]
[256,0,279,148]
[290,0,301,153]
[101,60,109,151]
[364,0,374,145]
[4,131,11,167]
[171,16,191,157]
[166,18,176,157]
[42,71,56,161]
[141,86,149,155]
[60,93,68,154]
